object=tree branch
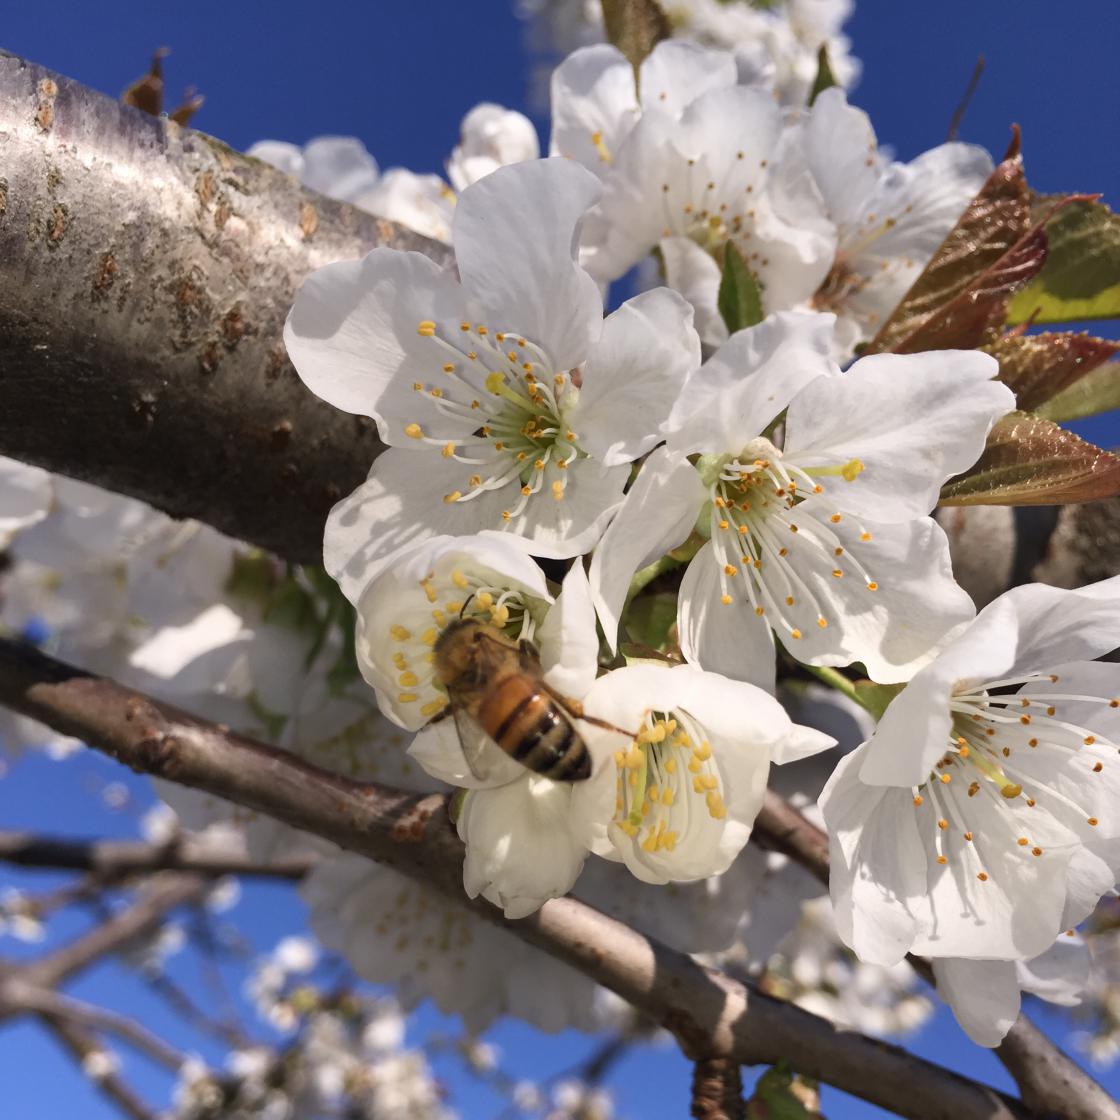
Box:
[0,872,208,1002]
[6,984,188,1071]
[41,1014,158,1120]
[0,829,315,880]
[0,637,1027,1120]
[0,51,450,562]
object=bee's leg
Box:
[425,704,452,726]
[540,682,637,740]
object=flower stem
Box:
[803,664,861,705]
[625,552,684,604]
[802,665,902,720]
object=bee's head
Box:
[432,618,490,686]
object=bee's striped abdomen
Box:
[479,674,591,781]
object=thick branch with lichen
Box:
[0,51,449,563]
[0,636,1032,1120]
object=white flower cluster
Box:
[3,1,1115,1061]
[173,937,450,1120]
[518,0,859,108]
[278,29,1120,1051]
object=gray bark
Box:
[0,50,448,562]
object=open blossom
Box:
[403,555,610,917]
[551,40,834,320]
[591,311,1011,689]
[351,533,569,729]
[799,89,992,358]
[821,578,1120,988]
[575,663,833,884]
[287,157,700,591]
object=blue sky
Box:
[1,1,1119,1117]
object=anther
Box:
[404,423,423,440]
[417,320,436,336]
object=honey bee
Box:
[432,618,627,782]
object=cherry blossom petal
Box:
[660,236,727,348]
[637,39,738,117]
[537,560,600,699]
[448,103,540,193]
[677,540,777,692]
[588,449,707,649]
[821,749,928,966]
[932,958,1020,1048]
[754,503,975,682]
[549,44,639,176]
[784,349,1012,522]
[452,159,604,372]
[570,287,700,466]
[359,168,455,243]
[458,775,589,918]
[668,311,838,455]
[285,249,470,437]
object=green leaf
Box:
[866,135,1031,354]
[623,591,678,653]
[1036,360,1120,423]
[225,551,280,608]
[808,44,836,106]
[747,1067,823,1120]
[940,411,1120,506]
[264,576,320,633]
[247,692,287,742]
[1008,196,1120,324]
[718,241,764,334]
[601,0,670,75]
[986,332,1119,411]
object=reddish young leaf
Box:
[121,48,169,117]
[866,133,1030,354]
[986,332,1120,411]
[889,223,1047,353]
[940,411,1120,506]
[122,47,203,126]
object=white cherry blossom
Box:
[247,136,381,203]
[302,850,606,1033]
[448,102,540,191]
[591,311,1011,688]
[528,0,858,109]
[351,533,560,728]
[286,157,700,585]
[251,103,538,246]
[801,89,992,357]
[574,662,833,884]
[821,578,1120,974]
[404,557,611,917]
[551,41,835,311]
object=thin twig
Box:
[6,984,188,1070]
[41,1014,158,1120]
[0,829,315,879]
[947,55,986,141]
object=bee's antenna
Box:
[459,592,477,620]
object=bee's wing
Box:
[450,701,497,782]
